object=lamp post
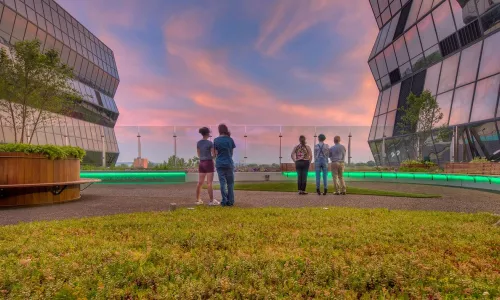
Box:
[348,131,352,165]
[279,126,283,165]
[101,129,106,168]
[173,126,177,167]
[244,126,248,165]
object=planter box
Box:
[444,162,500,175]
[0,152,81,206]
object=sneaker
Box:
[341,192,347,195]
[208,199,220,206]
[195,199,204,205]
[302,191,309,195]
[334,192,340,195]
[298,191,303,195]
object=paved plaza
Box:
[0,182,499,225]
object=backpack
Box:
[295,144,310,160]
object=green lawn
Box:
[213,182,441,198]
[0,208,498,299]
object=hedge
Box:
[0,143,86,160]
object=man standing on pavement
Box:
[329,136,347,195]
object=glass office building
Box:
[368,0,500,165]
[0,0,120,165]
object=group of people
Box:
[195,124,347,207]
[291,134,347,196]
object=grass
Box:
[0,208,499,299]
[213,182,441,198]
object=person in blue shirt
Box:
[213,124,236,206]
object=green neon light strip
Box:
[281,171,500,185]
[81,172,186,178]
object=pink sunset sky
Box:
[57,0,380,164]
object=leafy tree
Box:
[0,40,82,144]
[152,155,200,170]
[396,90,450,160]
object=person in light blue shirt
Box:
[329,136,347,195]
[213,124,236,206]
[314,134,329,195]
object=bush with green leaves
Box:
[470,157,491,163]
[0,143,85,160]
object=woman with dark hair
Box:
[291,135,312,194]
[214,124,236,206]
[196,127,219,206]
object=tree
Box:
[396,90,450,160]
[0,40,82,144]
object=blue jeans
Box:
[217,166,234,206]
[315,157,328,190]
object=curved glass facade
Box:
[0,0,120,165]
[368,0,500,165]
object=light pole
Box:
[173,126,177,167]
[244,126,248,165]
[348,132,352,165]
[279,126,283,165]
[101,130,106,168]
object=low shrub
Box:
[0,143,85,160]
[470,157,491,163]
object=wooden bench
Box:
[0,179,101,206]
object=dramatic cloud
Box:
[58,0,379,163]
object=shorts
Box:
[199,160,215,173]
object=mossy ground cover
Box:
[1,208,498,299]
[215,182,441,198]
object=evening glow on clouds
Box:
[57,0,379,163]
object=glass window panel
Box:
[384,12,400,47]
[418,0,434,19]
[436,90,453,126]
[433,1,456,41]
[456,40,482,87]
[423,61,442,95]
[384,45,398,71]
[11,15,27,40]
[450,0,478,30]
[23,21,36,40]
[394,35,410,65]
[375,93,383,115]
[411,54,426,72]
[384,110,397,137]
[423,44,442,66]
[449,83,474,125]
[25,0,35,8]
[380,0,390,12]
[479,0,500,34]
[26,7,36,24]
[400,61,412,78]
[45,21,54,36]
[478,33,500,80]
[377,79,382,90]
[405,0,423,30]
[417,14,438,50]
[15,0,26,17]
[375,113,388,139]
[35,13,45,30]
[388,82,401,111]
[60,45,69,64]
[0,6,16,34]
[471,74,500,122]
[390,0,402,15]
[375,52,389,77]
[438,52,459,94]
[380,88,391,114]
[381,75,391,90]
[369,116,379,140]
[36,28,46,45]
[376,21,392,53]
[404,26,423,58]
[370,1,382,17]
[433,0,444,8]
[382,7,391,24]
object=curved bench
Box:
[0,179,101,207]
